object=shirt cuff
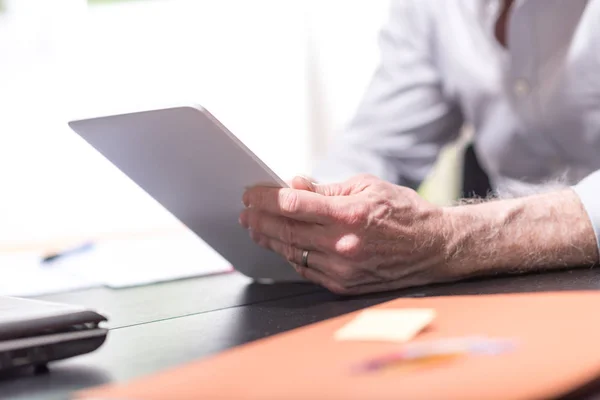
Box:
[572,169,600,252]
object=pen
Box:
[353,336,516,373]
[41,242,95,264]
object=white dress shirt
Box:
[313,0,600,248]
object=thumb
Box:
[290,175,316,192]
[291,176,347,196]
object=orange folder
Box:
[79,291,600,400]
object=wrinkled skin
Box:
[240,174,456,295]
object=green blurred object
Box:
[0,0,5,14]
[417,144,461,206]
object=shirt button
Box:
[513,78,530,97]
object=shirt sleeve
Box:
[312,0,464,188]
[572,169,600,251]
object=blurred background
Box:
[0,0,458,254]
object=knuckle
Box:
[371,196,394,220]
[314,234,333,252]
[334,234,362,259]
[336,266,356,284]
[297,265,309,278]
[395,184,411,195]
[252,189,266,208]
[352,173,379,188]
[250,230,265,246]
[256,235,270,249]
[244,190,255,207]
[279,190,300,215]
[341,203,370,226]
[355,203,370,220]
[283,245,297,263]
[355,173,376,182]
[395,186,418,203]
[327,282,351,296]
[247,210,262,232]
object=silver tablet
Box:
[69,105,300,282]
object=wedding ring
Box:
[301,249,310,268]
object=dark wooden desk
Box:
[3,268,600,400]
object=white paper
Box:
[60,233,232,288]
[0,253,100,297]
[0,232,232,296]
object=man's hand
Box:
[240,174,455,294]
[240,175,598,295]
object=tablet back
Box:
[69,105,299,282]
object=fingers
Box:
[340,273,441,295]
[296,262,405,296]
[294,265,352,295]
[311,182,351,197]
[250,233,347,287]
[248,232,381,290]
[250,232,330,271]
[296,265,429,296]
[243,174,372,224]
[291,175,353,197]
[290,176,316,191]
[249,231,404,295]
[293,261,386,296]
[240,209,324,251]
[243,186,345,224]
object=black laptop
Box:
[0,296,108,372]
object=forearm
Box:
[443,189,598,278]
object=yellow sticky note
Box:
[334,308,436,342]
